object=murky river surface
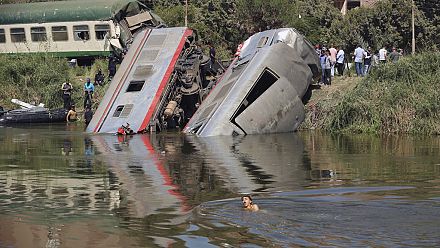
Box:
[1,124,440,247]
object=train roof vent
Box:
[133,65,153,79]
[139,49,160,62]
[146,34,167,47]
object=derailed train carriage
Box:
[86,27,220,134]
[183,28,321,136]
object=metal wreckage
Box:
[87,9,320,136]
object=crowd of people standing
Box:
[315,44,404,83]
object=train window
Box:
[231,68,279,122]
[73,25,90,41]
[0,29,5,43]
[10,28,26,43]
[257,37,268,48]
[95,24,110,40]
[52,26,68,41]
[31,27,47,42]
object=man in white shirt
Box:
[353,45,365,76]
[336,47,345,76]
[379,46,387,63]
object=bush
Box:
[0,54,69,109]
[0,54,110,110]
[328,53,440,135]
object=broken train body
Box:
[183,28,320,136]
[87,27,217,134]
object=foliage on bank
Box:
[0,54,109,110]
[0,54,69,109]
[328,53,440,135]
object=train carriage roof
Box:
[0,0,146,25]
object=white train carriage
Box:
[0,21,117,57]
[0,0,162,63]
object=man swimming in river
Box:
[241,195,259,211]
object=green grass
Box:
[327,53,440,135]
[0,54,110,111]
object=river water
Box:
[0,124,439,247]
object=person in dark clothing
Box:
[323,50,332,85]
[84,107,93,126]
[209,43,216,70]
[94,69,105,86]
[108,55,117,80]
[61,81,73,110]
[363,47,372,75]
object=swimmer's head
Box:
[241,194,253,208]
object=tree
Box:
[328,0,435,53]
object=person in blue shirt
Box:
[83,78,95,108]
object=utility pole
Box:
[185,0,188,27]
[412,0,415,54]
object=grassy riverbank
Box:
[301,53,440,135]
[0,54,109,111]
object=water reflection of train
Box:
[156,133,315,193]
[92,135,190,219]
[0,0,163,64]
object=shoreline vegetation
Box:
[300,52,440,135]
[0,54,110,112]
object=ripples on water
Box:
[193,187,440,247]
[0,126,440,247]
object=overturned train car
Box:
[87,27,218,134]
[183,28,320,137]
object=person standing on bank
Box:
[389,47,401,63]
[363,47,373,75]
[61,81,73,110]
[83,78,95,109]
[329,45,337,77]
[379,46,387,63]
[353,44,365,77]
[336,47,345,76]
[324,50,332,85]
